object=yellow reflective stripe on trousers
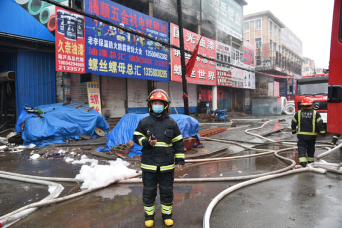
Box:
[141,163,157,171]
[292,117,297,123]
[299,157,308,163]
[333,136,340,139]
[172,134,183,143]
[133,131,146,137]
[161,204,172,215]
[320,130,326,134]
[144,205,155,215]
[160,164,175,171]
[175,153,185,159]
[298,132,317,135]
[312,111,316,134]
[308,157,314,162]
[139,137,146,146]
[316,117,322,123]
[154,142,173,147]
[292,129,296,132]
[298,110,301,133]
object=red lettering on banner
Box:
[146,18,152,29]
[129,55,152,65]
[90,94,100,104]
[88,47,98,56]
[109,51,117,59]
[118,53,126,60]
[153,21,160,31]
[130,13,138,27]
[111,6,120,21]
[121,10,129,25]
[139,16,145,30]
[160,24,167,33]
[155,60,167,67]
[100,1,110,18]
[89,0,99,15]
[94,106,100,113]
[99,49,108,57]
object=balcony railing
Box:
[255,44,302,75]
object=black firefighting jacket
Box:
[133,110,185,173]
[291,109,325,140]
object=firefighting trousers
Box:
[297,139,316,165]
[332,134,341,144]
[142,167,174,220]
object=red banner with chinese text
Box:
[55,6,85,73]
[170,23,217,86]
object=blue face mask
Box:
[152,105,164,114]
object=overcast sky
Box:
[244,0,334,69]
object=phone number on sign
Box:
[58,65,85,72]
[145,50,168,60]
[144,67,167,78]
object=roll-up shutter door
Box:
[127,78,149,113]
[170,81,197,114]
[101,76,126,118]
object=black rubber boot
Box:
[300,162,307,167]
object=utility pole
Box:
[176,0,190,115]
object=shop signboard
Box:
[242,40,255,89]
[243,65,255,89]
[202,0,243,40]
[216,41,232,86]
[87,82,102,114]
[170,23,217,86]
[274,81,280,97]
[84,0,169,81]
[231,48,244,88]
[55,6,86,73]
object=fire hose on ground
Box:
[0,119,341,227]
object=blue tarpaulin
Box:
[101,113,200,157]
[15,103,109,147]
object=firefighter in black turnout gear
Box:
[291,97,326,167]
[133,89,185,227]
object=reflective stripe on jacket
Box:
[133,110,185,172]
[291,109,325,140]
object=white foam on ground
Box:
[64,157,74,163]
[30,154,40,160]
[72,155,98,167]
[75,158,136,189]
[58,149,66,154]
[28,143,36,148]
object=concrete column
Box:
[56,72,64,103]
[212,85,217,110]
[149,0,153,16]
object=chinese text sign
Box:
[56,6,86,73]
[84,0,169,81]
[87,82,102,114]
[170,23,217,86]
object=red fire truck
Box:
[327,0,342,134]
[295,73,329,123]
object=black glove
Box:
[292,131,296,134]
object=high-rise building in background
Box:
[243,10,303,106]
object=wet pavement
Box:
[1,115,342,227]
